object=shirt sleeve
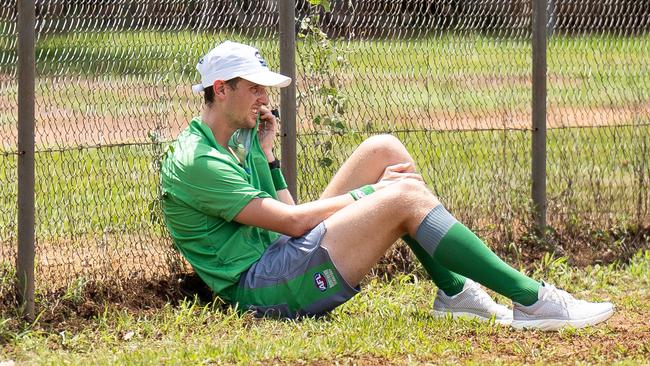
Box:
[176,154,271,222]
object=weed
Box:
[61,277,88,305]
[0,262,15,303]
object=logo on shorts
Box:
[314,272,328,292]
[314,269,338,292]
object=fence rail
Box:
[2,0,649,319]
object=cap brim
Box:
[192,83,205,93]
[240,70,292,88]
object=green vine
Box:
[148,130,174,226]
[299,0,349,167]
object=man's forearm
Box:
[276,189,295,205]
[234,191,357,238]
[287,193,355,236]
[236,180,379,238]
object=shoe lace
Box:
[468,281,494,306]
[540,283,579,308]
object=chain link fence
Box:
[1,0,649,301]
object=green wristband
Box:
[271,168,288,191]
[349,184,375,201]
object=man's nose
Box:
[258,88,269,104]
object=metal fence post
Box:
[532,0,547,235]
[547,0,556,37]
[279,0,297,200]
[17,0,36,320]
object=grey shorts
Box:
[229,223,359,319]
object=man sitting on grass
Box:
[160,41,614,330]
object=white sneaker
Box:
[511,282,614,331]
[432,279,513,325]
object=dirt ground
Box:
[0,233,191,292]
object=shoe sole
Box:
[433,310,513,326]
[511,308,614,331]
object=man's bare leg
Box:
[318,134,467,296]
[321,179,439,286]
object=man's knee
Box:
[373,180,439,232]
[384,179,439,206]
[360,134,409,161]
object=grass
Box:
[1,250,648,365]
[1,32,648,128]
[0,145,162,239]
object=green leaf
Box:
[323,116,334,127]
[321,0,331,12]
[319,86,337,96]
[308,0,331,12]
[149,200,158,224]
[319,157,333,167]
[148,131,160,143]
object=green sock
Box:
[403,235,466,296]
[415,205,540,306]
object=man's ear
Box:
[213,80,227,98]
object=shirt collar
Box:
[190,117,221,150]
[189,117,258,165]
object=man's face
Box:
[223,79,270,129]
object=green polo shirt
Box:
[160,117,281,301]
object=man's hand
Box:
[257,105,277,161]
[373,162,424,191]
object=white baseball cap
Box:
[191,41,291,93]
